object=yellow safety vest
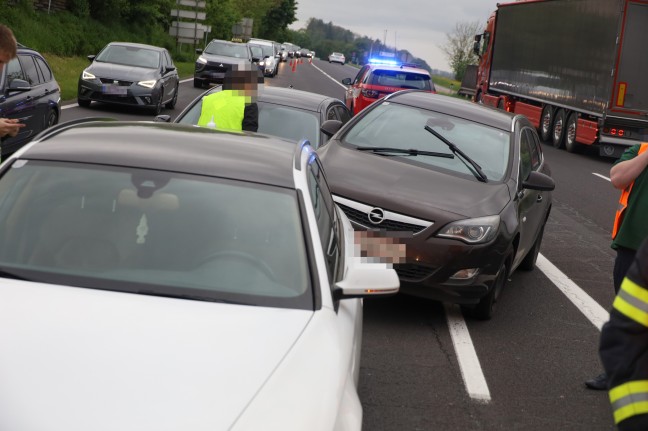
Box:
[197,90,247,131]
[612,143,648,239]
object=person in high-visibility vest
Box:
[197,67,260,132]
[586,143,648,390]
[599,236,648,430]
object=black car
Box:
[194,39,258,88]
[0,43,60,157]
[317,90,555,319]
[77,42,179,115]
[169,86,351,149]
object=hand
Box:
[0,118,25,138]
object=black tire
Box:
[520,224,545,271]
[564,112,580,153]
[552,109,566,149]
[46,109,59,128]
[193,78,203,88]
[539,105,553,142]
[474,91,483,104]
[464,261,508,320]
[152,96,162,116]
[78,98,91,108]
[497,98,506,110]
[165,84,178,109]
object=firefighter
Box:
[599,236,648,430]
[197,66,260,132]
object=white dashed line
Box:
[309,61,348,90]
[592,173,611,182]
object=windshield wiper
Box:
[137,290,254,306]
[355,146,454,158]
[424,124,488,182]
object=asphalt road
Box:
[60,58,618,430]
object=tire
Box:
[539,105,553,142]
[465,261,508,320]
[474,91,483,104]
[78,98,91,108]
[552,109,566,149]
[520,224,545,271]
[497,98,506,110]
[193,78,203,88]
[564,112,580,153]
[46,109,59,128]
[165,84,178,109]
[152,96,162,115]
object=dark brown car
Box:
[318,90,555,319]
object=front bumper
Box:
[78,79,159,108]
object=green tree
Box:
[259,0,297,41]
[439,20,481,81]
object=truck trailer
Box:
[473,0,648,158]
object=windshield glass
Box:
[249,43,274,58]
[343,103,511,181]
[0,161,312,309]
[96,45,160,69]
[369,70,432,90]
[205,42,249,58]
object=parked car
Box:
[342,59,435,115]
[0,119,398,430]
[0,43,60,157]
[248,38,279,77]
[77,42,179,115]
[328,52,345,64]
[169,85,351,148]
[194,39,257,88]
[278,44,288,62]
[317,90,555,319]
[300,48,312,58]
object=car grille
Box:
[336,202,428,234]
[99,78,132,86]
[91,93,138,104]
[394,263,436,281]
[205,63,230,74]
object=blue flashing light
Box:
[368,58,399,67]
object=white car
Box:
[329,52,346,64]
[248,38,279,77]
[0,120,399,431]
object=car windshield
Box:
[342,103,511,181]
[369,70,432,91]
[205,42,248,58]
[176,91,321,147]
[96,45,160,69]
[249,43,274,58]
[0,161,312,309]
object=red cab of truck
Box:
[341,59,436,116]
[473,0,648,158]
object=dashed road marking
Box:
[593,173,611,182]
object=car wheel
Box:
[78,98,91,108]
[152,96,162,115]
[165,85,178,109]
[46,109,59,128]
[520,224,545,271]
[564,112,580,153]
[539,105,553,142]
[193,78,203,88]
[552,109,566,149]
[465,261,508,320]
[497,98,506,110]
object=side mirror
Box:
[195,49,203,54]
[321,119,343,138]
[332,265,399,300]
[87,55,96,62]
[8,79,30,91]
[522,171,555,191]
[473,41,481,57]
[165,66,176,74]
[341,78,352,85]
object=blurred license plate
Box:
[102,84,127,96]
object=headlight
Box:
[137,80,157,89]
[197,56,207,64]
[437,215,500,244]
[258,60,265,66]
[82,70,96,80]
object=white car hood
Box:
[0,279,312,431]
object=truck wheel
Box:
[497,99,506,110]
[539,105,553,142]
[552,109,566,149]
[564,112,580,153]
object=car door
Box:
[0,56,40,152]
[346,65,369,110]
[515,127,548,265]
[160,50,174,103]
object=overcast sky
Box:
[290,0,498,72]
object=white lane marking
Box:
[593,173,611,182]
[444,303,491,403]
[309,61,348,90]
[537,253,609,330]
[62,77,196,110]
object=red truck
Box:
[472,0,648,158]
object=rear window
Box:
[369,69,432,91]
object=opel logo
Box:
[368,207,385,225]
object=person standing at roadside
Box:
[599,236,648,430]
[0,24,25,140]
[585,142,648,390]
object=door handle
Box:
[536,194,543,203]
